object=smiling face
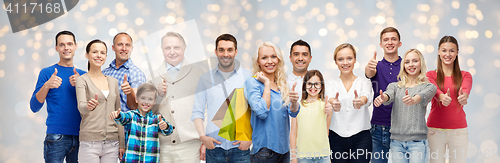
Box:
[136,91,156,115]
[162,36,185,66]
[86,43,107,69]
[335,48,356,73]
[290,45,311,74]
[215,40,237,71]
[257,46,279,75]
[379,32,402,55]
[305,75,322,98]
[404,51,421,77]
[112,34,133,64]
[438,42,458,66]
[56,34,77,61]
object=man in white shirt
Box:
[287,39,312,100]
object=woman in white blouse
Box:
[326,43,373,163]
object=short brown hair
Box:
[136,83,158,99]
[215,34,237,50]
[380,27,401,42]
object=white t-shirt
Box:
[287,73,304,101]
[325,77,373,137]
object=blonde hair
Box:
[251,41,290,105]
[397,49,429,88]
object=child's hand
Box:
[158,115,168,130]
[374,90,385,107]
[353,90,362,109]
[440,88,452,106]
[324,95,333,114]
[158,77,168,96]
[109,110,120,120]
[457,87,468,105]
[330,92,341,112]
[402,89,418,106]
[87,93,99,111]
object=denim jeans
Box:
[298,157,330,163]
[251,147,290,163]
[206,147,250,163]
[390,139,429,163]
[329,130,372,163]
[370,124,391,163]
[43,134,79,163]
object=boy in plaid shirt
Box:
[109,83,173,162]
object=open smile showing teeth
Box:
[265,65,275,69]
[408,68,416,73]
[296,62,305,66]
[94,59,103,63]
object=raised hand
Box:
[45,68,62,89]
[457,87,468,105]
[69,68,80,87]
[158,77,168,96]
[289,82,299,104]
[108,110,121,120]
[353,90,362,109]
[367,51,378,71]
[255,71,270,85]
[87,93,99,111]
[441,88,452,106]
[331,92,341,112]
[324,95,333,114]
[402,89,417,106]
[121,74,132,95]
[374,90,386,107]
[158,115,168,130]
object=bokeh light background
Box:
[0,0,499,162]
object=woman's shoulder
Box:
[426,70,437,76]
[461,70,472,76]
[106,75,118,83]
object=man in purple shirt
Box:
[365,27,402,163]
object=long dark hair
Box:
[436,36,462,96]
[85,39,107,70]
[300,70,325,106]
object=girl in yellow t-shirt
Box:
[291,70,333,163]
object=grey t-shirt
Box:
[383,82,437,142]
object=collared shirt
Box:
[191,63,252,150]
[244,78,300,155]
[326,77,373,137]
[369,57,401,126]
[166,61,183,79]
[287,72,304,101]
[115,110,173,163]
[102,59,146,112]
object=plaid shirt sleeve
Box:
[115,111,133,125]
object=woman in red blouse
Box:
[426,36,472,163]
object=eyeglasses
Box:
[306,82,323,89]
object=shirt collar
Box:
[131,109,154,117]
[381,56,402,66]
[214,61,240,76]
[109,59,132,69]
[166,60,183,71]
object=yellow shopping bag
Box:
[214,88,252,141]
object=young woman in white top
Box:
[327,43,373,163]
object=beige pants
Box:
[160,139,202,163]
[78,140,119,163]
[428,128,468,163]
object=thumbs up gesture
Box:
[69,68,80,87]
[158,115,168,130]
[121,74,132,95]
[109,110,121,120]
[324,95,333,114]
[402,89,418,106]
[45,68,62,89]
[374,90,387,107]
[87,93,99,111]
[367,51,378,71]
[457,87,468,106]
[440,88,452,106]
[330,92,341,112]
[289,82,299,104]
[158,77,168,96]
[353,90,362,109]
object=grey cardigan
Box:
[76,74,125,149]
[383,82,437,142]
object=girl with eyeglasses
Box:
[326,43,374,163]
[290,70,333,163]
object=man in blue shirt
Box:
[192,34,252,163]
[30,30,86,163]
[102,32,147,159]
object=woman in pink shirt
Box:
[426,36,472,163]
